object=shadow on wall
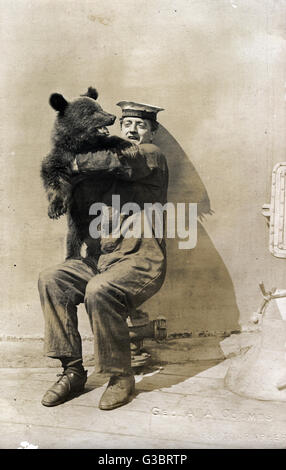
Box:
[143,125,241,335]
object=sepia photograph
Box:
[1,0,286,451]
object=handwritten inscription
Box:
[151,406,273,423]
[197,432,286,443]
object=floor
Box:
[1,340,286,449]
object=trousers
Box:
[38,251,166,375]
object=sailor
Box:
[39,100,168,410]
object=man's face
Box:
[121,117,154,144]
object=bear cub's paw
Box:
[48,191,69,219]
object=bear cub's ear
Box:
[49,93,68,114]
[81,87,98,101]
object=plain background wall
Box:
[1,0,286,338]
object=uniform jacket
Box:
[71,143,169,273]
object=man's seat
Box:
[127,309,167,370]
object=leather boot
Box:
[41,370,87,407]
[99,374,135,410]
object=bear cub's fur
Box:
[41,87,135,260]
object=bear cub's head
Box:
[49,87,116,152]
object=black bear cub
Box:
[41,87,136,259]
